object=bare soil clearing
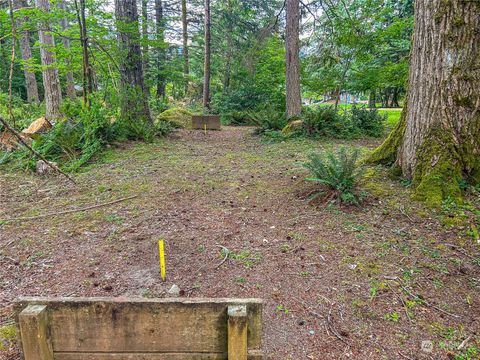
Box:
[1,127,479,359]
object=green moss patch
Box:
[412,127,463,208]
[0,324,16,350]
[367,110,406,165]
[155,108,193,129]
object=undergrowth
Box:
[303,147,365,205]
[0,96,172,172]
[256,105,387,141]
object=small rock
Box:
[309,330,315,336]
[36,160,58,175]
[168,284,181,297]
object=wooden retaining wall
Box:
[14,297,263,360]
[191,116,221,130]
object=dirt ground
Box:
[1,127,479,359]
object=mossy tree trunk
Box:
[369,0,480,207]
[114,0,151,123]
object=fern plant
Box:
[250,108,287,134]
[303,147,363,204]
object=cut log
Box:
[22,117,52,139]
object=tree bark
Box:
[222,0,233,94]
[141,0,149,89]
[285,0,301,118]
[114,0,151,123]
[36,0,63,121]
[368,90,376,109]
[181,0,189,96]
[74,0,93,106]
[202,0,211,109]
[58,0,76,100]
[369,0,480,207]
[14,0,39,103]
[155,0,166,98]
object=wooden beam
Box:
[18,305,53,360]
[228,305,248,360]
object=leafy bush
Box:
[350,105,386,137]
[225,111,255,126]
[301,106,356,138]
[303,147,364,205]
[250,108,287,134]
[276,105,386,140]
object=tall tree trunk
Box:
[114,0,151,123]
[222,0,233,94]
[74,0,93,106]
[391,87,400,108]
[36,0,63,121]
[141,0,149,90]
[369,0,480,207]
[14,0,39,103]
[58,0,76,100]
[155,0,166,98]
[202,0,211,109]
[368,90,376,109]
[181,0,189,96]
[285,0,301,118]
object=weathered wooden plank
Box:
[192,115,221,130]
[55,353,225,360]
[18,305,54,360]
[228,305,248,360]
[14,298,262,354]
[55,352,263,360]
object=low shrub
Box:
[2,97,171,172]
[226,111,256,126]
[351,105,386,137]
[301,106,356,138]
[303,147,364,205]
[276,105,387,140]
[250,108,287,134]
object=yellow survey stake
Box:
[158,240,166,281]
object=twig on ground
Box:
[401,284,460,319]
[398,352,414,360]
[0,239,16,250]
[385,282,413,323]
[444,243,476,260]
[326,305,350,346]
[458,335,473,350]
[0,195,138,223]
[215,244,230,268]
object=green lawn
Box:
[378,108,402,129]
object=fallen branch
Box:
[0,116,76,184]
[0,195,138,223]
[326,305,350,346]
[444,243,476,260]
